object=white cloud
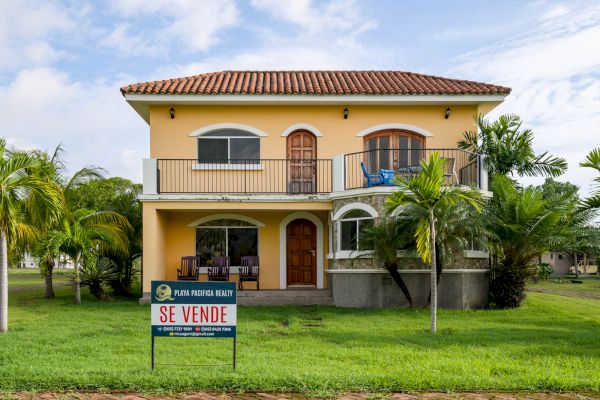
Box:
[103,0,240,55]
[541,4,570,20]
[450,2,600,196]
[0,0,77,71]
[0,68,147,182]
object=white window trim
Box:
[187,214,265,228]
[196,134,261,165]
[279,212,324,289]
[281,123,323,137]
[355,123,433,138]
[189,123,268,137]
[333,204,378,256]
[332,202,378,221]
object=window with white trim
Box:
[195,219,258,266]
[197,129,260,164]
[339,210,374,251]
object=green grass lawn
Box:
[0,269,599,394]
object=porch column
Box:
[142,204,167,295]
[143,158,158,195]
[479,154,489,191]
[332,154,345,192]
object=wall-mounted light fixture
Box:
[343,107,349,119]
[444,107,451,119]
[169,107,175,119]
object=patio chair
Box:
[360,161,384,187]
[239,256,259,290]
[397,165,421,180]
[177,256,200,281]
[442,157,458,184]
[208,256,230,282]
[380,169,396,185]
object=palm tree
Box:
[37,208,130,304]
[458,114,567,179]
[29,146,104,298]
[386,152,483,334]
[486,176,568,308]
[580,148,600,210]
[358,218,414,307]
[0,139,63,332]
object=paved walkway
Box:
[8,392,599,399]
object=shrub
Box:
[489,263,534,309]
[536,263,554,281]
[78,257,119,300]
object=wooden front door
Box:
[286,219,317,286]
[287,130,317,193]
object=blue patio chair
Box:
[360,161,384,187]
[380,169,396,185]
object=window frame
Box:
[196,129,262,169]
[336,209,375,257]
[363,130,426,171]
[195,219,259,269]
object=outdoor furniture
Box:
[238,256,259,290]
[442,157,458,184]
[177,256,200,281]
[360,161,384,186]
[380,169,396,185]
[208,256,230,282]
[397,165,421,180]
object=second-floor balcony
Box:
[143,148,486,196]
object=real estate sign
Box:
[151,281,237,338]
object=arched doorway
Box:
[286,218,317,286]
[287,130,317,193]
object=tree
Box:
[458,114,567,179]
[37,209,131,304]
[29,146,104,298]
[580,148,600,210]
[386,152,483,334]
[0,139,63,332]
[486,176,568,308]
[358,218,414,307]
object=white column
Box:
[332,154,345,192]
[143,158,158,195]
[479,155,488,191]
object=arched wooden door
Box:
[287,130,317,193]
[286,219,317,286]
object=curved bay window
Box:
[195,219,258,267]
[364,130,425,172]
[338,210,374,251]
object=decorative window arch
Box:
[355,123,433,138]
[333,203,377,253]
[281,123,322,137]
[187,214,265,227]
[189,123,268,137]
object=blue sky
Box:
[1,0,599,195]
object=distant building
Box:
[540,252,597,275]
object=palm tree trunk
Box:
[0,231,8,332]
[73,256,81,305]
[385,263,413,307]
[43,259,55,299]
[574,253,579,278]
[429,209,437,335]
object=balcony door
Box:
[364,130,425,172]
[287,130,317,193]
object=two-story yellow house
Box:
[121,70,510,308]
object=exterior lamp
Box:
[169,107,175,119]
[343,107,349,119]
[444,107,451,119]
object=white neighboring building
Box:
[18,253,75,269]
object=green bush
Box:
[536,263,554,280]
[489,263,534,309]
[78,257,119,300]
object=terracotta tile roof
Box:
[120,70,511,96]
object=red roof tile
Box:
[120,70,511,96]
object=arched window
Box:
[364,130,424,171]
[338,209,374,251]
[197,129,260,164]
[195,218,258,267]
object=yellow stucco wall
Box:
[148,104,490,159]
[142,202,329,292]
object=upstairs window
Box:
[197,129,260,164]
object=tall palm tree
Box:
[29,146,104,298]
[459,114,567,179]
[37,208,130,305]
[386,152,483,334]
[580,148,600,210]
[0,139,63,332]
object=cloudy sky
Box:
[1,0,599,195]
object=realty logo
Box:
[155,284,175,301]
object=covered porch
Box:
[140,201,331,302]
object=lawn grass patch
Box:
[0,269,599,393]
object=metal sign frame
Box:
[150,280,237,369]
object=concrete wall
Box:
[328,270,489,309]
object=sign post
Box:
[150,281,237,369]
